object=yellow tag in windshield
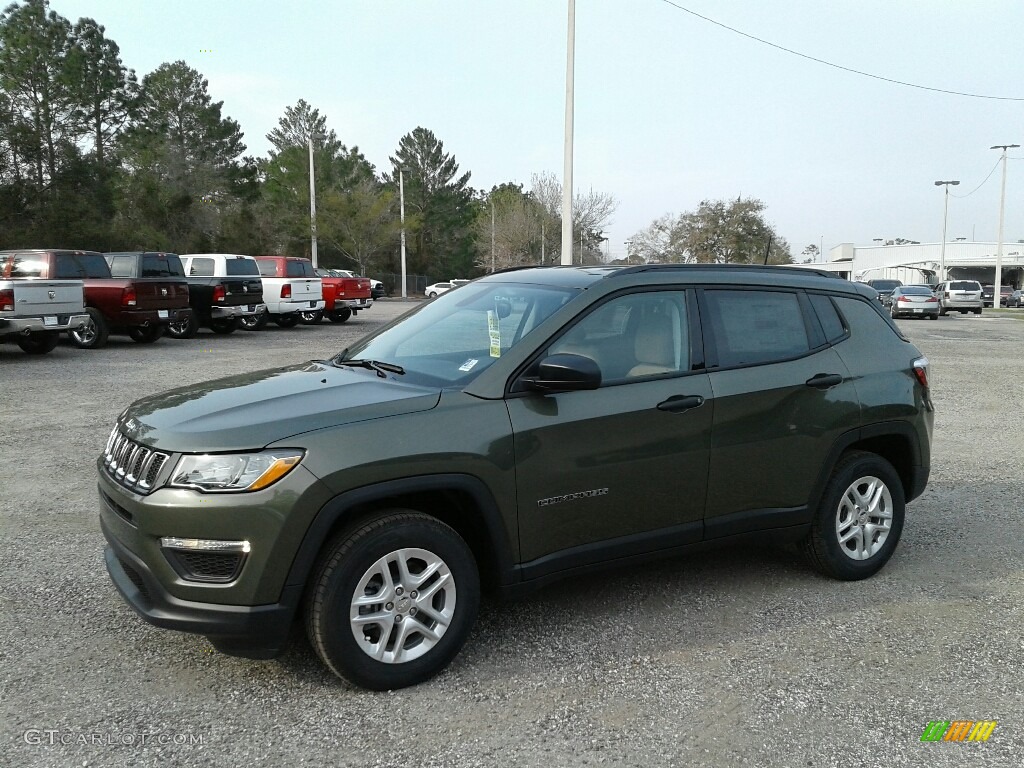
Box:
[487,310,501,358]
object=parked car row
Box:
[861,278,1024,318]
[0,249,375,355]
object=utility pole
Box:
[399,168,407,299]
[934,180,959,282]
[541,220,545,264]
[308,134,319,268]
[991,143,1019,307]
[560,0,575,266]
[491,199,496,272]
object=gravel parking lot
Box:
[2,305,1022,767]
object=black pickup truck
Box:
[105,252,265,337]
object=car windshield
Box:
[341,281,578,387]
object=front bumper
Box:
[102,518,298,657]
[0,313,89,335]
[211,302,266,319]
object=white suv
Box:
[935,280,983,316]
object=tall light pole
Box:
[308,133,326,268]
[399,168,407,298]
[934,180,960,282]
[991,144,1019,306]
[490,198,496,272]
[560,0,575,266]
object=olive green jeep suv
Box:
[99,265,933,689]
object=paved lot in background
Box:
[2,305,1023,767]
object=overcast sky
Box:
[50,0,1024,260]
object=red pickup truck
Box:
[0,249,191,348]
[312,267,373,323]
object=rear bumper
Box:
[0,313,89,335]
[119,307,191,327]
[336,298,373,310]
[270,300,325,315]
[211,302,266,319]
[891,306,938,317]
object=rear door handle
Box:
[806,373,843,389]
[657,395,705,413]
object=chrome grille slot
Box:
[101,428,170,495]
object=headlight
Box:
[169,450,304,493]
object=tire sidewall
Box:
[309,515,480,690]
[68,307,108,349]
[812,452,906,580]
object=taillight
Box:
[0,288,13,311]
[926,296,938,303]
[898,296,910,303]
[912,356,929,388]
[213,285,226,303]
[280,284,292,299]
[121,286,137,306]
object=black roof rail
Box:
[608,263,842,280]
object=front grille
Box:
[166,551,245,583]
[102,426,170,494]
[118,556,151,601]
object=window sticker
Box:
[487,310,501,358]
[458,358,479,372]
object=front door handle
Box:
[657,394,705,413]
[805,373,843,389]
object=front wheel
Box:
[16,331,60,354]
[800,451,905,581]
[305,511,480,690]
[68,307,109,349]
[128,324,164,343]
[209,318,239,334]
[274,314,300,328]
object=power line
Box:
[951,158,1001,199]
[657,0,1024,102]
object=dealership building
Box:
[806,241,1024,287]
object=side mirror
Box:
[524,353,601,393]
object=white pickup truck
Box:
[0,278,89,354]
[250,255,325,329]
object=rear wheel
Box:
[801,451,905,581]
[166,312,198,339]
[128,324,164,343]
[16,331,60,354]
[973,308,982,315]
[327,309,352,324]
[239,311,268,331]
[305,511,480,690]
[274,314,300,328]
[300,310,323,324]
[68,307,109,349]
[209,317,239,334]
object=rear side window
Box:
[55,253,110,278]
[142,254,185,277]
[286,260,314,277]
[226,258,260,276]
[703,290,811,367]
[108,255,134,276]
[257,260,277,277]
[189,258,214,277]
[808,293,847,343]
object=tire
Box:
[239,311,268,331]
[928,313,938,320]
[327,309,352,324]
[128,324,164,344]
[800,451,905,581]
[889,306,898,319]
[305,511,480,690]
[68,307,109,349]
[300,310,323,324]
[209,317,239,334]
[427,292,438,298]
[973,308,982,315]
[16,331,60,354]
[166,312,198,339]
[938,307,946,316]
[274,314,300,328]
[959,310,967,315]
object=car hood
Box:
[119,360,441,453]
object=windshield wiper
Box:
[332,358,405,377]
